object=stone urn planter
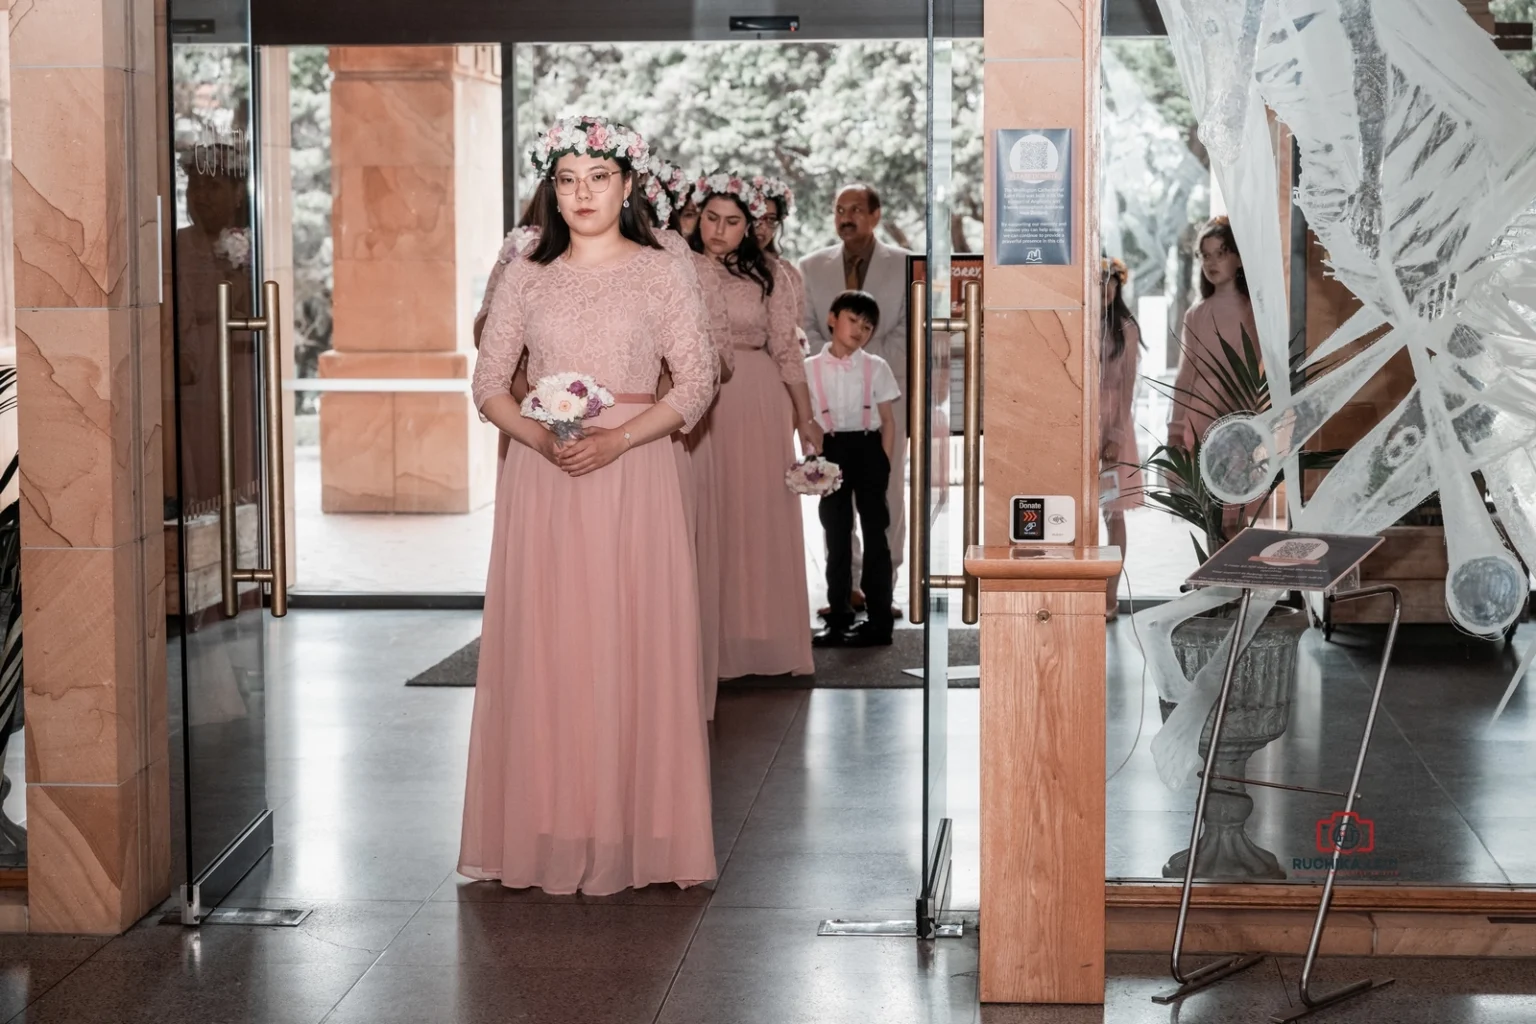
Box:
[1159,606,1309,881]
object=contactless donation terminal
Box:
[1009,495,1076,544]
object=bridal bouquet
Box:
[785,456,843,496]
[521,373,615,442]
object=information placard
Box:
[993,128,1073,266]
[1186,528,1385,593]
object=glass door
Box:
[168,1,285,920]
[912,0,977,940]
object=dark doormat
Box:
[406,627,979,689]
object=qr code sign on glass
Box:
[1015,140,1051,170]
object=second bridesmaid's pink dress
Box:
[461,244,719,896]
[699,257,815,679]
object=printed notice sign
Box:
[1186,528,1384,593]
[993,129,1073,266]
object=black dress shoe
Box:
[813,626,850,648]
[841,622,893,647]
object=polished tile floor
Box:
[2,610,1535,1021]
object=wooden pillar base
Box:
[967,545,1121,1004]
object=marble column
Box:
[321,45,502,514]
[10,0,171,932]
[981,0,1101,545]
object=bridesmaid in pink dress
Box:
[461,117,718,895]
[690,175,820,679]
[753,177,808,353]
[1099,258,1143,618]
[1168,216,1260,449]
[644,168,734,718]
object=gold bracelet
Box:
[622,430,633,449]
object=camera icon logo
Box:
[1315,810,1375,855]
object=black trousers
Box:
[819,431,893,633]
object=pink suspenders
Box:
[810,354,877,432]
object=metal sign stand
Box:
[1152,583,1403,1023]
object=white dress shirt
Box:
[805,345,901,434]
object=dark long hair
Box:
[1196,216,1249,300]
[689,192,775,297]
[528,157,662,265]
[1101,260,1138,361]
[518,179,554,232]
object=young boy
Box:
[809,290,901,648]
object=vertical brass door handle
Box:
[907,280,982,626]
[908,280,929,625]
[217,280,289,618]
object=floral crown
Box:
[653,160,693,210]
[752,176,794,218]
[530,115,651,179]
[691,173,770,220]
[644,174,674,226]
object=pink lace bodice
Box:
[1170,291,1259,443]
[473,245,719,431]
[696,256,806,385]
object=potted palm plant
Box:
[1139,329,1338,880]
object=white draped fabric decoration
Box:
[1144,0,1536,788]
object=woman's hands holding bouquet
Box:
[554,428,628,477]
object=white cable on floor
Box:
[1107,564,1151,784]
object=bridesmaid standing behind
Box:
[691,174,819,679]
[1099,258,1142,619]
[461,116,718,896]
[643,163,735,717]
[753,176,808,353]
[1169,216,1259,449]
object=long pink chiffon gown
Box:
[658,232,734,719]
[461,244,719,896]
[701,257,815,679]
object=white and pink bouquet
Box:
[214,227,251,269]
[785,456,843,497]
[520,373,615,443]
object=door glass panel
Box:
[168,5,272,903]
[918,0,958,934]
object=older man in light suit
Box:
[799,184,912,614]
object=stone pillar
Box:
[976,1,1105,1001]
[320,45,501,514]
[10,0,171,931]
[982,1,1101,545]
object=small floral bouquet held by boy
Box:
[520,373,615,443]
[785,456,843,496]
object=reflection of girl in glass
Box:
[1168,216,1259,449]
[175,145,256,519]
[1100,258,1142,619]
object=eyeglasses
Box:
[553,170,616,195]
